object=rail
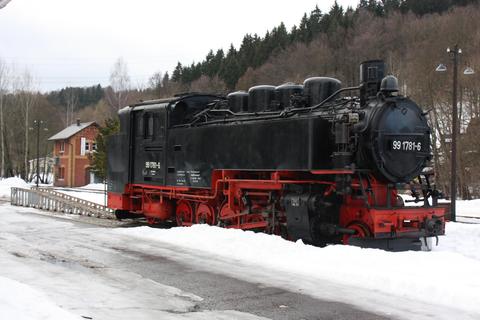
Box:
[10,187,115,219]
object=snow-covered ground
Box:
[80,183,106,191]
[0,205,269,320]
[400,193,480,223]
[51,183,107,205]
[5,203,476,320]
[448,199,480,217]
[57,189,107,205]
[0,177,30,198]
[0,276,81,320]
[115,222,480,320]
[2,179,480,319]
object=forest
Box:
[0,0,479,198]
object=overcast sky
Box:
[0,0,359,92]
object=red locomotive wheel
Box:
[220,203,235,219]
[342,223,371,245]
[219,203,235,219]
[219,203,239,227]
[176,200,194,226]
[146,217,158,225]
[195,203,216,225]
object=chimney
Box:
[76,119,81,126]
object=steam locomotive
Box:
[107,60,445,251]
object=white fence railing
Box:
[11,187,115,219]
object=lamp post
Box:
[33,120,48,188]
[436,45,474,222]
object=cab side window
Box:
[142,111,166,140]
[143,113,154,139]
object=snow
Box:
[0,276,80,320]
[453,199,480,217]
[0,178,106,205]
[0,205,269,320]
[80,183,106,190]
[400,194,480,222]
[0,177,30,198]
[116,221,480,319]
[58,189,106,205]
[2,177,480,319]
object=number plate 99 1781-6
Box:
[391,140,422,152]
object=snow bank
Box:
[455,199,480,217]
[80,183,106,190]
[401,194,480,220]
[0,177,30,198]
[0,276,80,320]
[434,222,480,260]
[59,190,106,205]
[116,222,480,316]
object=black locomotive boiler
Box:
[107,60,445,251]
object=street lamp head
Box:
[463,66,475,75]
[458,48,463,54]
[447,47,451,53]
[436,63,447,72]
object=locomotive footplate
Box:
[347,237,426,252]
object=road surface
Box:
[0,203,390,320]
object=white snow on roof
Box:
[48,122,95,141]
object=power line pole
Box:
[34,120,41,188]
[449,45,460,222]
[33,120,47,188]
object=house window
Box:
[60,141,65,153]
[85,141,90,152]
[92,142,97,151]
[58,167,65,180]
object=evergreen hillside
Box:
[170,0,480,91]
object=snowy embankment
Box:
[58,189,106,206]
[453,199,480,217]
[401,193,480,218]
[0,177,30,199]
[80,183,106,190]
[56,183,107,205]
[0,276,80,320]
[0,178,107,205]
[116,221,480,319]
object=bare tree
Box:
[0,59,9,177]
[14,70,37,179]
[65,88,77,126]
[149,71,163,97]
[190,75,226,94]
[106,57,131,111]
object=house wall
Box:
[52,125,98,187]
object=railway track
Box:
[456,215,480,224]
[457,215,480,220]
